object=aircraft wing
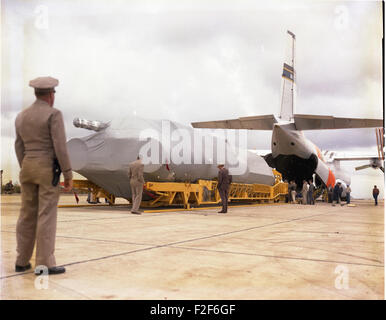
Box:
[294,114,383,130]
[191,114,277,130]
[327,155,384,172]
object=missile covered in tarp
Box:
[67,116,275,200]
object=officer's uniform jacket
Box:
[15,99,72,180]
[218,168,232,191]
[128,159,145,183]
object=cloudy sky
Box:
[1,0,383,198]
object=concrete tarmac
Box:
[0,194,384,300]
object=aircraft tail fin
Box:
[279,30,296,121]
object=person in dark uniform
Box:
[332,182,343,206]
[4,180,14,194]
[217,164,232,213]
[307,179,315,205]
[373,185,380,206]
[327,186,333,203]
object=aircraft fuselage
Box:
[264,122,349,190]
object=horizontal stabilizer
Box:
[333,157,378,161]
[294,114,383,130]
[191,114,277,130]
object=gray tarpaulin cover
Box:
[67,117,275,199]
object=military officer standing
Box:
[14,76,73,275]
[217,164,232,213]
[301,180,308,205]
[128,156,145,214]
[307,179,315,205]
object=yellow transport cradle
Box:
[64,170,288,209]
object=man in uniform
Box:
[217,164,232,213]
[4,180,14,194]
[346,185,352,204]
[289,180,297,204]
[14,76,73,275]
[373,185,380,206]
[307,179,315,205]
[327,186,333,203]
[332,182,343,206]
[128,156,145,214]
[301,180,308,205]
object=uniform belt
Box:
[24,150,55,158]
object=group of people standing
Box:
[330,184,380,206]
[287,180,316,205]
[327,183,346,205]
[288,180,355,206]
[330,182,346,206]
[302,180,315,205]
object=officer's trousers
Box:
[332,195,341,206]
[130,180,143,212]
[219,187,229,212]
[346,193,351,204]
[16,157,60,268]
[307,191,315,205]
[302,191,307,204]
[374,194,378,206]
[291,190,296,203]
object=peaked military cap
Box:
[29,76,59,93]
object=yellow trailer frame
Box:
[68,170,288,209]
[70,179,116,205]
[142,178,288,209]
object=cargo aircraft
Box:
[67,31,383,200]
[191,30,384,192]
